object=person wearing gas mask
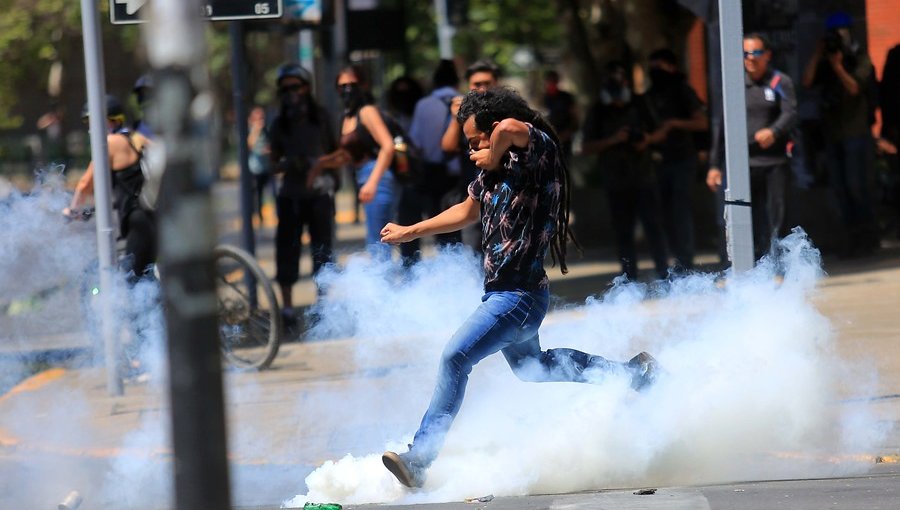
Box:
[336,64,399,262]
[644,48,709,273]
[268,63,347,321]
[802,11,879,256]
[582,62,669,281]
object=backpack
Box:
[138,141,164,210]
[124,133,162,211]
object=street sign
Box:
[110,0,283,24]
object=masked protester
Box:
[268,63,348,326]
[582,62,669,280]
[542,69,578,161]
[643,49,709,273]
[336,64,399,262]
[65,94,157,284]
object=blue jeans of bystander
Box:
[356,160,399,262]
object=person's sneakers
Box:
[382,451,426,488]
[627,352,660,391]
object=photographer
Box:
[582,62,669,281]
[802,11,879,256]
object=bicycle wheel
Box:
[213,244,282,370]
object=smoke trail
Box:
[284,230,887,506]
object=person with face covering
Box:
[644,49,709,273]
[268,63,348,321]
[582,62,669,280]
[336,64,399,262]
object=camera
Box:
[824,30,844,54]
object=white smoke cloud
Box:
[0,169,174,508]
[284,230,887,507]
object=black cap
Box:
[81,94,124,119]
[276,62,312,86]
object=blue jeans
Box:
[408,289,623,466]
[357,160,399,262]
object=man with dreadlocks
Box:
[379,87,661,489]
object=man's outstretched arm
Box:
[381,197,480,244]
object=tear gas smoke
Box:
[0,170,173,508]
[284,230,887,507]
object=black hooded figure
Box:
[268,62,347,324]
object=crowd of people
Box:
[51,9,899,490]
[61,12,899,309]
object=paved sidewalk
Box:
[1,247,898,509]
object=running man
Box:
[379,87,660,488]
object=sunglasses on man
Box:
[743,49,766,59]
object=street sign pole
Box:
[718,0,755,272]
[81,0,122,397]
[230,20,256,258]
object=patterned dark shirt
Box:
[468,124,563,291]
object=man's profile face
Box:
[463,115,491,152]
[742,37,770,78]
[468,71,497,92]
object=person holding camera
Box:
[582,62,669,281]
[707,33,797,261]
[802,11,879,256]
[268,63,348,320]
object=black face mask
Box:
[649,68,678,89]
[339,84,364,112]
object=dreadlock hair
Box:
[457,86,581,274]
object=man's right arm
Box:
[381,196,480,243]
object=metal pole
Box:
[230,20,256,257]
[433,0,455,59]
[79,0,122,396]
[144,1,232,509]
[717,0,755,272]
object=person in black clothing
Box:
[268,63,348,316]
[879,44,900,239]
[707,33,797,261]
[802,11,879,255]
[542,69,579,161]
[64,95,156,283]
[400,60,463,266]
[583,62,668,280]
[644,49,709,271]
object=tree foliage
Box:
[0,1,143,129]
